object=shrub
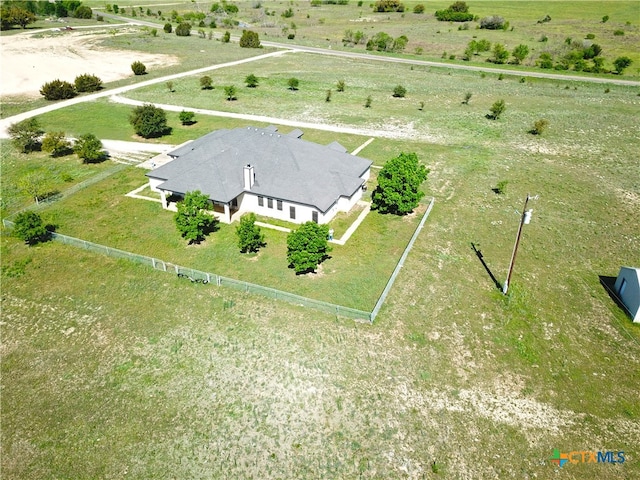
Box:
[222,30,231,43]
[239,30,261,48]
[74,133,105,163]
[8,118,44,153]
[74,5,93,18]
[336,79,345,92]
[530,119,549,135]
[613,29,624,36]
[42,131,72,157]
[435,2,474,22]
[365,95,372,108]
[164,22,172,33]
[236,213,265,253]
[480,15,505,30]
[462,92,472,105]
[494,180,508,194]
[373,1,405,13]
[74,74,103,93]
[282,7,294,18]
[129,104,171,138]
[538,52,553,69]
[288,78,299,90]
[40,79,77,100]
[491,44,509,64]
[287,222,331,274]
[175,22,192,36]
[224,85,237,101]
[131,61,146,75]
[586,33,595,39]
[325,89,332,102]
[613,56,632,74]
[392,85,407,97]
[200,76,213,89]
[13,211,50,245]
[488,99,506,120]
[602,15,609,23]
[413,4,425,14]
[245,74,259,88]
[166,81,174,92]
[179,110,195,125]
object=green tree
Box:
[511,44,529,64]
[413,4,425,14]
[613,56,632,74]
[222,30,231,42]
[245,74,259,88]
[8,118,44,153]
[224,85,237,101]
[488,99,506,120]
[179,110,196,125]
[18,171,50,205]
[166,81,174,92]
[175,22,191,36]
[42,131,72,157]
[462,92,472,105]
[164,22,172,33]
[129,104,171,138]
[74,133,105,163]
[288,78,299,90]
[131,61,147,75]
[538,52,553,69]
[13,211,50,245]
[1,5,36,29]
[236,213,265,253]
[286,222,332,274]
[200,75,213,89]
[371,152,429,215]
[40,79,77,100]
[74,5,93,18]
[239,30,261,48]
[74,73,102,92]
[336,79,345,92]
[174,190,217,244]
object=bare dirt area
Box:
[0,29,179,98]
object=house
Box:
[614,267,640,322]
[146,126,372,224]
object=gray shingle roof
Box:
[147,127,372,213]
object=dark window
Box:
[277,200,283,211]
[290,206,296,219]
[312,211,318,223]
[267,198,273,209]
[258,196,264,207]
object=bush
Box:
[224,85,237,101]
[236,213,265,253]
[129,104,171,138]
[40,79,77,100]
[586,33,595,39]
[373,0,405,12]
[287,222,331,274]
[8,118,43,153]
[240,30,261,48]
[13,211,50,245]
[529,119,549,135]
[336,79,345,92]
[74,74,102,92]
[480,15,505,29]
[488,99,506,120]
[288,78,299,90]
[74,133,105,163]
[494,180,508,194]
[175,22,192,36]
[222,30,231,43]
[435,3,474,22]
[413,4,425,14]
[131,61,147,75]
[74,5,93,18]
[200,76,213,89]
[245,74,259,88]
[164,22,172,33]
[392,85,407,97]
[613,29,624,36]
[365,95,372,108]
[613,56,632,74]
[179,110,196,125]
[42,131,72,157]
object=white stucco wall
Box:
[148,177,164,192]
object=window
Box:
[312,211,318,223]
[267,198,273,209]
[277,200,283,211]
[290,206,296,219]
[258,196,264,207]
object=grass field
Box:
[2,2,640,479]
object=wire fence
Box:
[2,219,372,322]
[3,197,435,324]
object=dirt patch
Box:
[0,29,179,98]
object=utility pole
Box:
[503,194,537,295]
